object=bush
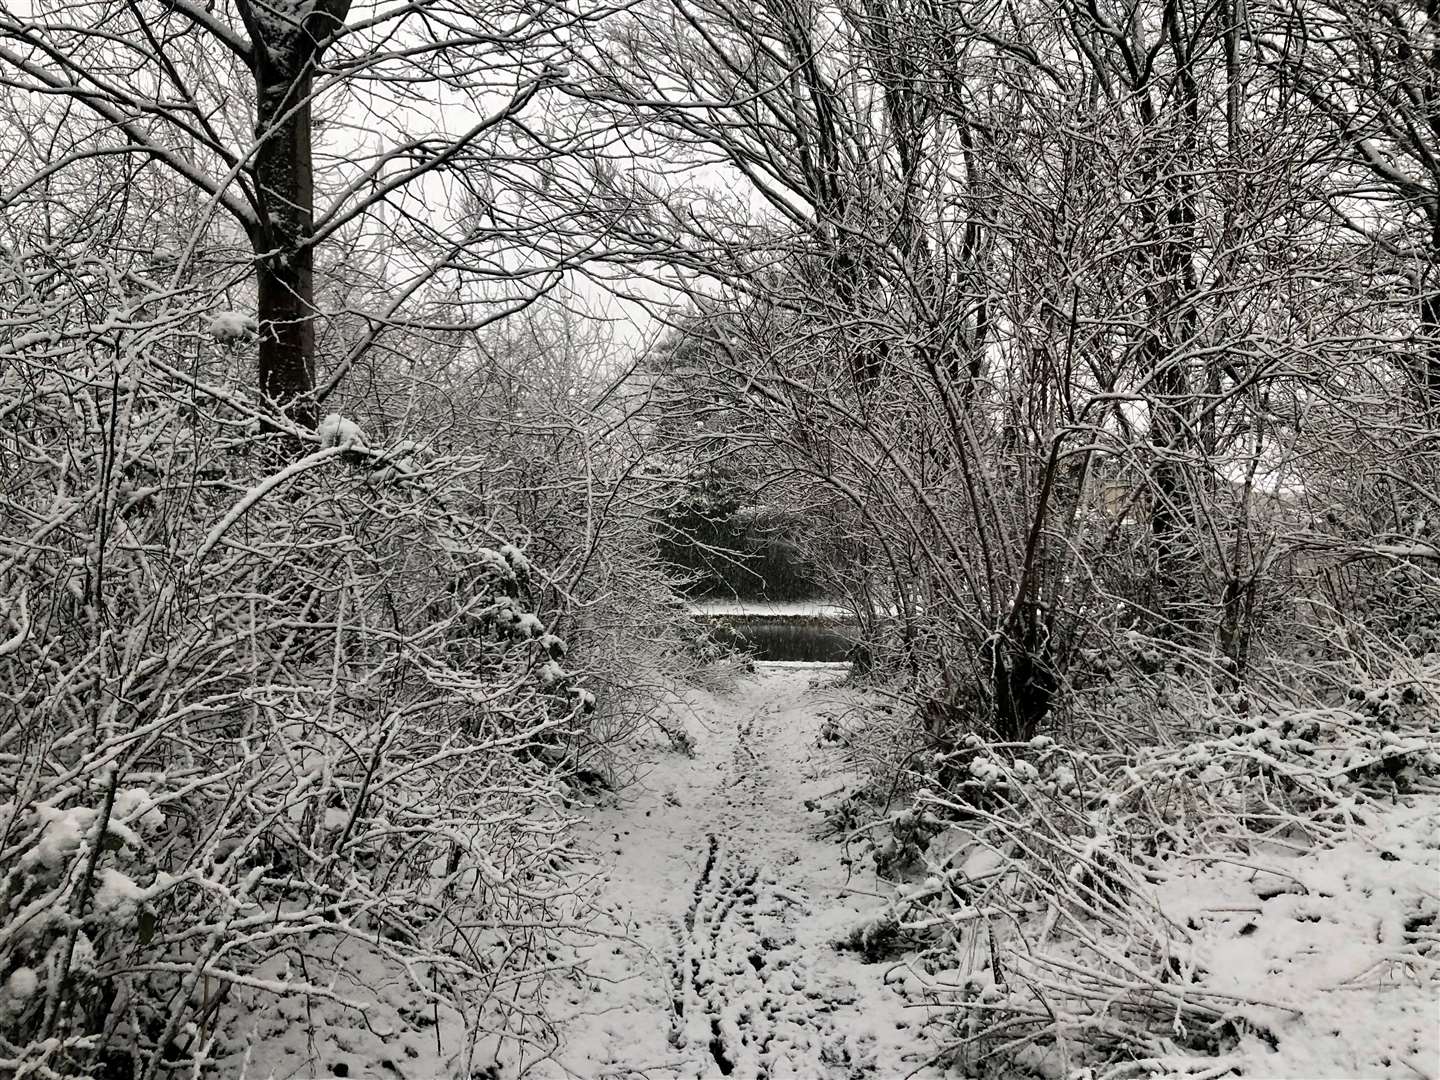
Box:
[834,635,1440,1078]
[0,321,598,1077]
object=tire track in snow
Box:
[661,699,875,1080]
[667,832,871,1079]
[531,670,929,1080]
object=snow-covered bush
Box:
[832,626,1440,1077]
[373,308,723,762]
[0,250,599,1077]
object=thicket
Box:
[4,0,1440,1071]
[0,0,735,1064]
[0,235,703,1077]
[580,0,1440,1068]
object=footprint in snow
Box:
[666,835,875,1079]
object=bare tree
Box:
[1253,0,1440,412]
[0,0,593,429]
[573,0,1381,728]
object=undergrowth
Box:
[829,630,1440,1079]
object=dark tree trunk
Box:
[1143,0,1203,631]
[237,0,353,432]
[1217,573,1257,683]
[981,616,1056,744]
[1149,369,1193,619]
[252,62,318,431]
[224,7,350,696]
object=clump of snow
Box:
[92,868,145,920]
[318,413,368,451]
[67,931,97,976]
[113,788,164,834]
[4,967,37,1004]
[968,755,1002,786]
[512,612,544,639]
[500,543,530,577]
[320,807,349,833]
[475,548,514,583]
[207,310,257,342]
[486,596,520,633]
[22,803,98,872]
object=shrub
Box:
[835,637,1440,1078]
[0,321,598,1077]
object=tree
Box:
[1254,0,1440,413]
[0,0,595,429]
[561,0,1382,726]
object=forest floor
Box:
[528,665,941,1080]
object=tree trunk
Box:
[1146,0,1203,630]
[252,59,319,431]
[981,618,1056,744]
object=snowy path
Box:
[528,666,935,1080]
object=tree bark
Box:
[237,0,352,431]
[252,61,318,431]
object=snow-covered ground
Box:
[687,601,852,619]
[530,668,1440,1080]
[1153,797,1440,1080]
[530,665,940,1079]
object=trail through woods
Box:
[531,666,937,1079]
[526,668,1440,1080]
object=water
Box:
[702,617,855,663]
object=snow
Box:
[92,868,145,919]
[500,542,530,576]
[0,671,1428,1079]
[689,600,852,618]
[512,612,544,638]
[753,659,851,669]
[530,667,944,1078]
[526,669,1440,1080]
[4,967,37,1005]
[476,547,514,582]
[113,788,164,833]
[1373,542,1440,560]
[68,931,96,975]
[21,803,98,872]
[217,936,473,1080]
[206,310,257,342]
[1152,797,1440,1079]
[318,412,368,451]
